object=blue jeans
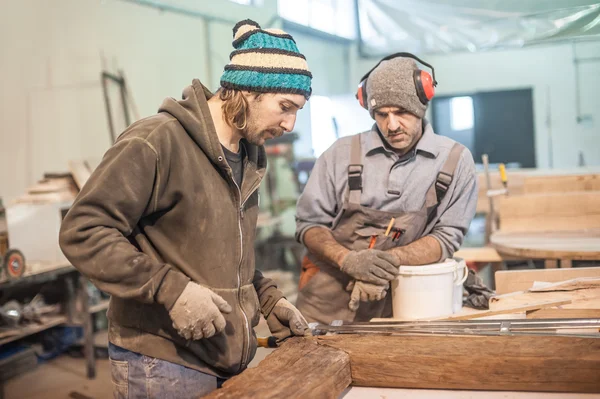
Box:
[108,343,225,398]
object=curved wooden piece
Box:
[491,229,600,260]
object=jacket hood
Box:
[157,79,266,173]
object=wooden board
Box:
[203,338,351,399]
[490,229,600,260]
[524,174,600,194]
[496,192,600,233]
[490,288,600,311]
[438,299,571,320]
[454,246,506,262]
[317,334,600,393]
[495,267,600,294]
[527,308,600,319]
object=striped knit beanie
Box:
[220,19,312,99]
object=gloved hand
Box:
[169,282,232,340]
[346,280,389,311]
[340,249,399,285]
[266,298,309,342]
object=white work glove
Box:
[346,280,389,311]
[266,298,309,342]
[169,282,232,340]
[340,249,399,285]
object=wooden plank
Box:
[438,299,571,320]
[562,259,573,268]
[454,246,506,262]
[490,288,600,311]
[496,192,600,232]
[524,174,600,194]
[495,267,600,294]
[317,334,600,393]
[204,338,351,399]
[545,260,559,269]
[527,308,600,319]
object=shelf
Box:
[0,262,75,290]
[89,300,109,314]
[0,314,68,346]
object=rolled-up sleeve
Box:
[295,151,339,244]
[427,149,478,261]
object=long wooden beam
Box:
[317,334,600,393]
[203,338,351,399]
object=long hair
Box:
[218,88,263,131]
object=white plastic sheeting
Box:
[358,0,600,56]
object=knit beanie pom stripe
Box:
[230,52,309,72]
[221,70,312,95]
[237,32,299,53]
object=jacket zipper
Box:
[233,178,261,371]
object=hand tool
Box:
[257,336,278,348]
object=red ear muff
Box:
[356,81,368,109]
[414,70,435,105]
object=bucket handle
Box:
[454,261,468,285]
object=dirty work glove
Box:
[340,249,399,285]
[346,280,389,311]
[266,298,309,342]
[169,282,232,341]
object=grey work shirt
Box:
[295,120,478,261]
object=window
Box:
[310,96,338,157]
[450,96,474,131]
[278,0,356,39]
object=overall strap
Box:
[434,142,464,203]
[347,134,363,205]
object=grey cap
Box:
[366,57,427,119]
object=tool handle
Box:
[368,235,377,249]
[257,336,278,348]
[499,163,507,186]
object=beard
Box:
[242,113,284,146]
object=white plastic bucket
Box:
[392,258,467,320]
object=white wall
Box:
[2,1,599,204]
[0,0,278,202]
[355,41,600,169]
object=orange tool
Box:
[368,235,377,249]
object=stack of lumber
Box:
[476,168,600,214]
[492,267,600,319]
[12,174,78,205]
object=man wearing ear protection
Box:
[294,54,478,324]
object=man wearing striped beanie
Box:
[60,18,311,398]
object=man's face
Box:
[373,106,423,154]
[242,93,306,146]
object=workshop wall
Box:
[0,0,278,202]
[354,41,600,169]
